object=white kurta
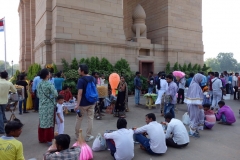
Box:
[155,79,168,104]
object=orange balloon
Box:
[109,73,120,96]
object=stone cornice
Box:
[33,40,51,52]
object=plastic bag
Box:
[182,112,190,125]
[92,133,107,151]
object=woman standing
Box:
[155,73,168,116]
[114,76,128,118]
[184,73,204,137]
[37,69,58,145]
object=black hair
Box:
[55,134,71,150]
[189,73,195,78]
[37,71,41,76]
[135,71,140,75]
[166,74,173,80]
[63,86,69,90]
[57,95,64,101]
[79,64,89,74]
[214,72,219,77]
[218,101,225,106]
[145,113,156,121]
[199,71,204,75]
[149,71,153,74]
[20,74,26,80]
[39,69,49,79]
[117,118,127,129]
[158,72,162,77]
[56,72,61,78]
[161,73,166,79]
[209,72,214,76]
[203,104,211,108]
[164,113,173,120]
[1,71,8,79]
[5,121,24,134]
[235,72,239,76]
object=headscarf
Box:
[184,73,204,105]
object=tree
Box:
[205,58,220,72]
[217,52,238,72]
[173,62,178,71]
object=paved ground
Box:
[2,96,240,160]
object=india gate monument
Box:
[18,0,204,76]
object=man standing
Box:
[177,77,186,104]
[32,72,42,112]
[75,64,95,142]
[233,73,239,100]
[164,113,189,148]
[164,75,178,118]
[211,72,223,110]
[134,113,167,155]
[134,72,142,106]
[147,71,154,93]
[0,71,17,134]
[223,71,229,94]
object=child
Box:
[0,120,25,160]
[203,104,216,129]
[56,95,66,134]
[202,86,211,106]
[100,74,105,85]
[104,89,117,108]
[215,101,236,125]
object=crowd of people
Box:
[0,66,239,160]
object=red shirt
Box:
[59,90,73,101]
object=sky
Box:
[0,0,240,65]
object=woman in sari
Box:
[37,69,58,145]
[114,76,128,118]
[184,73,204,137]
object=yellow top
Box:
[0,136,25,160]
[0,79,17,104]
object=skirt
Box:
[38,126,54,143]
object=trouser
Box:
[106,139,116,159]
[135,134,162,155]
[0,104,7,133]
[233,86,239,99]
[57,122,64,134]
[220,114,232,125]
[34,90,39,111]
[148,87,153,94]
[164,103,175,118]
[177,89,184,103]
[19,99,27,113]
[225,84,230,94]
[75,105,94,138]
[166,138,188,148]
[212,91,222,109]
[135,89,140,104]
[229,84,233,94]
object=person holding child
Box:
[215,101,236,125]
[0,120,24,160]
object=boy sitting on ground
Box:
[215,101,236,125]
[0,120,24,160]
[203,104,216,129]
[44,134,80,160]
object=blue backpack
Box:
[82,76,98,103]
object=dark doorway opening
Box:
[139,61,154,77]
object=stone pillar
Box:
[30,0,36,65]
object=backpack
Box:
[82,76,98,103]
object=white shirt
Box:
[232,76,238,86]
[165,118,189,145]
[134,121,167,154]
[211,77,222,92]
[178,78,186,89]
[56,103,64,124]
[104,129,134,160]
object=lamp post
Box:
[11,60,13,77]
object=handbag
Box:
[92,133,107,151]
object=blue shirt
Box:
[201,76,207,87]
[77,76,96,106]
[134,76,142,89]
[186,77,193,87]
[32,76,42,92]
[54,78,65,91]
[49,78,55,86]
[228,76,232,83]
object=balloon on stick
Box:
[109,73,120,96]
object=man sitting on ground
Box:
[59,86,73,102]
[44,134,80,160]
[215,101,236,125]
[134,113,167,155]
[163,113,189,148]
[0,120,24,160]
[104,118,134,160]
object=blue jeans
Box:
[229,84,233,94]
[164,103,175,118]
[19,99,26,113]
[106,139,116,159]
[148,87,153,94]
[135,134,157,154]
[221,114,228,123]
[0,104,7,133]
[135,89,140,104]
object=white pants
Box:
[212,91,222,109]
[57,122,64,134]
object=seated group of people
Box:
[104,113,189,160]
